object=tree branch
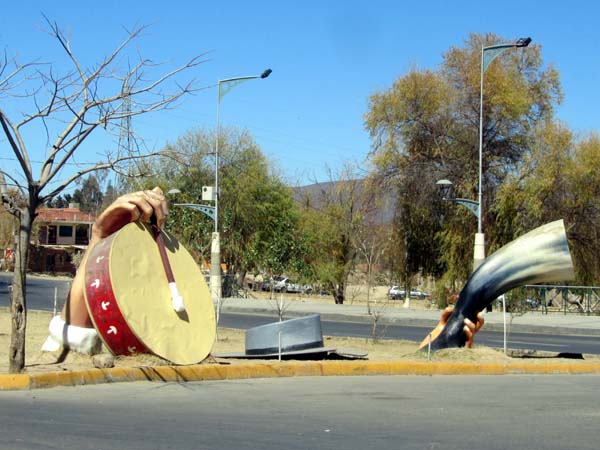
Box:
[39,150,178,203]
[0,110,33,182]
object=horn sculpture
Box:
[424,220,575,351]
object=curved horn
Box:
[426,220,574,350]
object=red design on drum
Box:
[84,231,149,357]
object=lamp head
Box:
[435,179,453,200]
[516,37,532,47]
[260,69,272,79]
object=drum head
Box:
[85,222,216,364]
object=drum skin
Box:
[83,222,216,364]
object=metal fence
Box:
[513,285,600,315]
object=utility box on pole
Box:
[202,186,216,202]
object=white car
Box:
[389,287,429,300]
[272,276,289,292]
[388,286,405,300]
[272,276,309,294]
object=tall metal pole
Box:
[478,45,484,237]
[215,82,221,234]
[210,69,272,323]
[474,37,531,272]
[473,45,486,272]
[211,81,222,322]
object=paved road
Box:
[2,375,599,450]
[0,272,70,313]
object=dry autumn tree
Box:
[0,18,205,373]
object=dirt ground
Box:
[3,306,599,375]
[0,307,425,374]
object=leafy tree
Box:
[495,123,600,284]
[72,174,105,213]
[218,130,294,281]
[139,127,306,288]
[101,181,121,211]
[0,19,202,373]
[0,209,14,252]
[300,165,372,304]
[365,33,562,283]
[0,175,19,261]
[46,193,73,208]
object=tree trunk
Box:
[9,207,33,373]
[236,270,246,293]
[334,284,345,304]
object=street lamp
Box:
[436,179,479,219]
[211,69,272,307]
[476,37,531,270]
[167,188,221,323]
[436,179,481,274]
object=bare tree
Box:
[356,212,393,341]
[268,291,292,322]
[0,19,205,373]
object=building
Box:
[30,203,96,274]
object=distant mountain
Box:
[292,179,397,224]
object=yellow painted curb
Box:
[3,360,600,391]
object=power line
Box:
[0,156,105,166]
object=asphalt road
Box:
[3,272,600,355]
[0,272,70,314]
[219,311,600,355]
[2,375,600,450]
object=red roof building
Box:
[30,204,97,274]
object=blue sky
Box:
[1,0,598,192]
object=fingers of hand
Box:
[93,202,142,238]
[463,324,474,348]
[440,306,453,324]
[463,317,476,333]
[475,313,485,332]
[463,316,483,348]
[125,190,167,225]
[149,187,169,227]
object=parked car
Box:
[263,275,314,294]
[389,286,429,300]
[409,290,430,299]
[283,279,313,294]
[272,276,288,292]
[258,275,287,292]
[388,286,405,300]
[526,298,540,309]
[284,280,303,293]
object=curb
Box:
[3,360,600,391]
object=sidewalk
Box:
[219,297,600,337]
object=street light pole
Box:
[476,37,531,271]
[211,69,272,307]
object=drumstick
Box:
[151,216,186,313]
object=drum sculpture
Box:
[423,220,575,351]
[83,221,216,365]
